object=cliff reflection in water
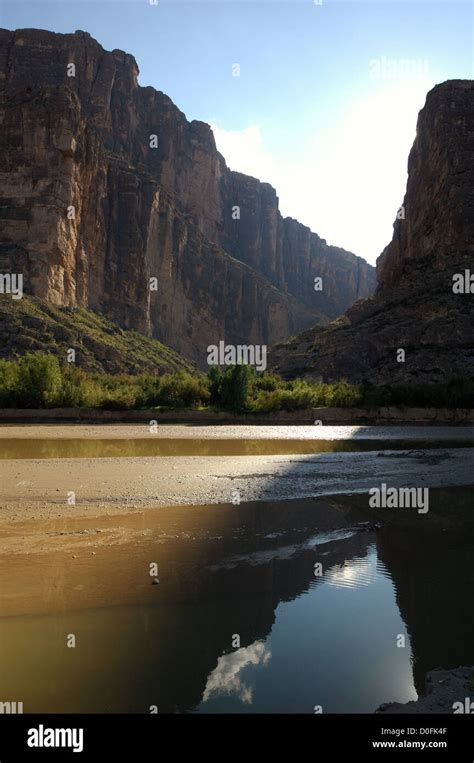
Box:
[0,489,472,713]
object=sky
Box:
[1,0,473,264]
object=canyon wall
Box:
[0,28,375,366]
[272,80,474,385]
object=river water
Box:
[0,436,472,459]
[0,487,473,713]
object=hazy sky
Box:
[1,0,473,264]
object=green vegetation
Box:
[0,295,194,375]
[0,355,209,410]
[0,353,62,408]
[0,352,472,411]
[361,378,474,409]
[217,365,253,411]
[249,377,364,412]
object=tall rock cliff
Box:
[0,28,375,366]
[272,80,474,385]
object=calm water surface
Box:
[1,490,473,713]
[0,437,472,459]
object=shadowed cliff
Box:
[272,80,474,384]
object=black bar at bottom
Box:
[0,713,473,761]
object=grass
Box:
[0,295,194,375]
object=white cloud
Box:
[202,640,271,705]
[209,78,436,265]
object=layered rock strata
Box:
[0,28,375,367]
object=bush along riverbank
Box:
[0,352,473,412]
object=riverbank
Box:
[1,425,473,523]
[0,406,473,425]
[1,447,473,522]
[2,423,474,439]
[378,667,474,713]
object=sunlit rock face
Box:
[272,80,474,384]
[0,28,375,366]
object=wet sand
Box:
[1,423,472,521]
[1,423,474,440]
[1,448,473,522]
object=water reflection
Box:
[324,554,380,590]
[377,525,474,695]
[0,489,473,713]
[202,641,272,706]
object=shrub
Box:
[252,372,283,393]
[58,367,102,407]
[133,374,162,407]
[446,377,474,408]
[220,364,253,411]
[250,379,364,412]
[98,391,137,410]
[250,388,285,412]
[15,353,62,408]
[324,381,364,408]
[360,379,474,408]
[157,371,209,408]
[0,351,471,411]
[0,359,19,407]
[207,366,223,405]
[280,380,317,410]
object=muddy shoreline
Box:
[0,406,473,425]
[1,423,474,439]
[1,448,473,521]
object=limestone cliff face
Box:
[0,28,375,366]
[272,80,474,384]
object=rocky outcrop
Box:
[377,667,474,714]
[272,80,474,384]
[0,28,375,367]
